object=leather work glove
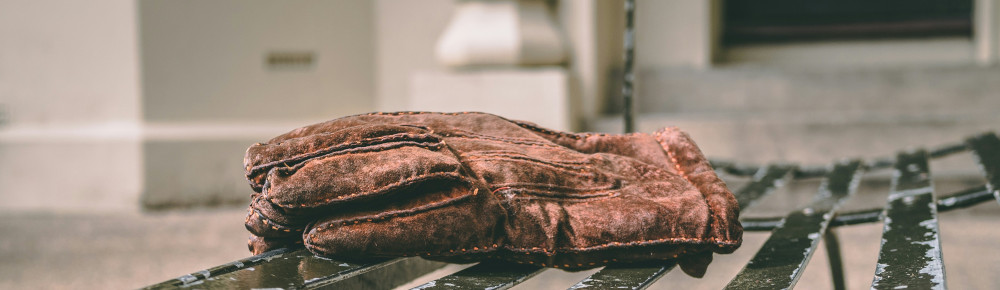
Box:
[243,112,742,277]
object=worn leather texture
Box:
[243,112,742,277]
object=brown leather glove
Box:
[243,112,741,277]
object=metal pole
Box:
[622,0,636,133]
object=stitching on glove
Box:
[490,182,618,193]
[446,129,555,145]
[269,171,469,208]
[464,150,590,163]
[653,127,726,242]
[309,187,478,231]
[508,119,644,139]
[249,209,303,233]
[443,134,564,148]
[653,130,689,179]
[463,151,589,165]
[464,156,595,174]
[492,187,619,200]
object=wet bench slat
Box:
[967,132,1000,206]
[871,150,945,289]
[567,165,796,290]
[412,261,544,290]
[567,260,676,290]
[144,249,444,289]
[725,160,863,289]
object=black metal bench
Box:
[144,132,1000,289]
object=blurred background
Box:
[1,0,998,289]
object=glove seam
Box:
[442,134,564,148]
[654,127,741,249]
[446,129,558,146]
[308,236,738,259]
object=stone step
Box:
[624,65,1000,116]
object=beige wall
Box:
[558,0,624,124]
[1,0,380,211]
[635,0,718,70]
[0,0,140,126]
[140,0,374,123]
[0,0,142,212]
[374,0,455,112]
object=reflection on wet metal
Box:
[567,261,675,290]
[144,248,445,289]
[967,132,1000,206]
[567,165,794,290]
[871,150,945,289]
[143,247,294,289]
[412,261,544,290]
[725,160,863,290]
[741,185,993,231]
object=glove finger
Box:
[654,127,742,251]
[302,182,504,260]
[261,143,471,210]
[245,123,436,192]
[499,178,712,261]
[245,197,308,238]
[678,250,714,278]
[248,234,301,255]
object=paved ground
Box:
[1,202,998,289]
[0,209,250,289]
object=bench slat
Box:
[411,261,544,290]
[871,150,945,289]
[725,160,863,289]
[567,165,795,290]
[735,165,797,210]
[966,132,1000,206]
[146,248,444,289]
[143,247,294,289]
[567,260,676,290]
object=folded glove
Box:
[243,112,741,277]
